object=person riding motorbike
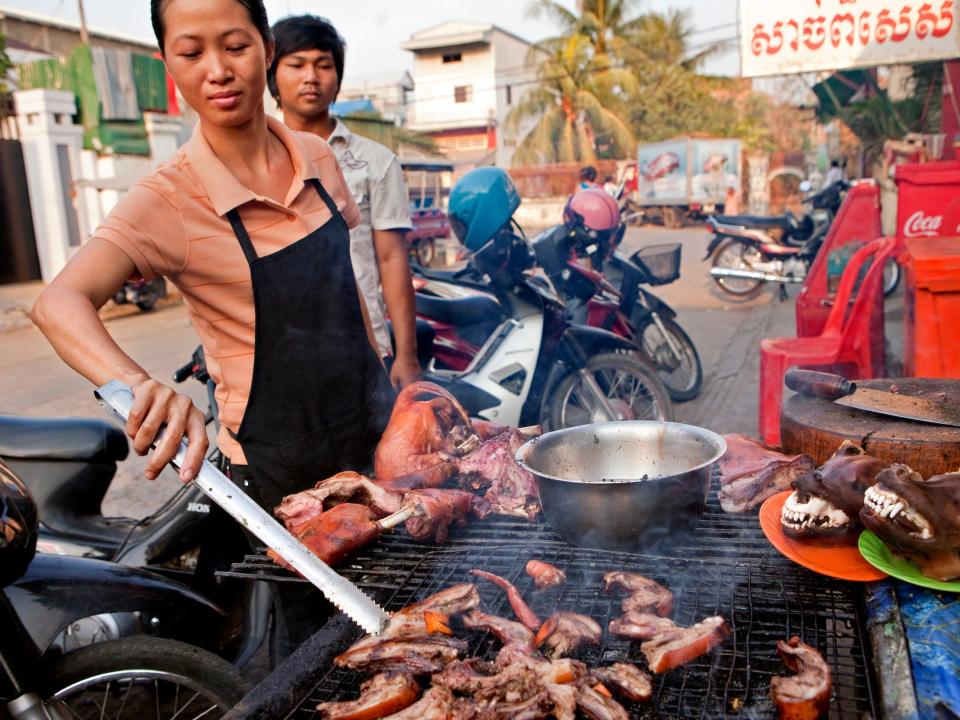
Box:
[30,0,393,661]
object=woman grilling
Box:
[30,0,394,658]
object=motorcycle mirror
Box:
[798,180,812,193]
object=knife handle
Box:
[784,369,856,400]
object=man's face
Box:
[274,48,340,121]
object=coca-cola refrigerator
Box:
[895,161,960,243]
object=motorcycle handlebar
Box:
[172,361,196,384]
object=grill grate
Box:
[220,479,877,719]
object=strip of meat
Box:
[526,559,566,590]
[316,671,421,720]
[535,612,602,658]
[462,609,536,653]
[718,434,814,513]
[576,680,630,720]
[275,471,403,530]
[770,637,832,720]
[401,489,484,542]
[591,663,653,702]
[608,612,678,640]
[603,571,673,617]
[378,686,474,720]
[640,616,730,673]
[333,635,467,675]
[455,430,541,520]
[470,569,542,630]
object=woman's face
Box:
[160,0,273,128]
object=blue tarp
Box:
[331,99,376,116]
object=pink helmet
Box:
[564,188,620,233]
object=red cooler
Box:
[895,161,960,243]
[902,236,960,377]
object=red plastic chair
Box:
[758,237,897,445]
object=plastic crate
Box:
[633,242,682,285]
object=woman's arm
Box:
[31,239,208,481]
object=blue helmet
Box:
[447,167,521,252]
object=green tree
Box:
[527,0,644,61]
[0,33,13,100]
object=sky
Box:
[0,0,741,79]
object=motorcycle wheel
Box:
[416,238,436,267]
[634,317,703,402]
[882,257,900,297]
[135,280,161,312]
[42,637,249,719]
[544,351,674,430]
[711,239,765,299]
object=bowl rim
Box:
[514,420,728,485]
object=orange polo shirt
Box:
[94,116,361,464]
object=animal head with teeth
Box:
[861,465,960,581]
[781,441,889,544]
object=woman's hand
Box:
[127,379,208,482]
[389,352,422,389]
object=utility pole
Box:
[77,0,90,45]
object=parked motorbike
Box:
[0,458,248,719]
[112,277,167,312]
[704,181,900,299]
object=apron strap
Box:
[309,178,341,218]
[226,208,259,265]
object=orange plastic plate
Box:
[759,491,887,582]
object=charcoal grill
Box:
[221,477,893,720]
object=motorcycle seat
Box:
[0,415,129,462]
[718,213,793,229]
[415,294,504,328]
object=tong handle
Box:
[785,369,856,400]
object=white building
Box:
[401,21,540,168]
[338,70,414,126]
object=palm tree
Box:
[628,8,725,70]
[527,0,644,60]
[508,34,636,165]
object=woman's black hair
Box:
[267,15,346,102]
[151,0,273,53]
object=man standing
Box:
[268,15,420,387]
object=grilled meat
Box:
[316,671,421,719]
[375,382,480,491]
[770,637,831,720]
[462,609,536,653]
[434,661,552,718]
[535,612,602,658]
[268,503,381,569]
[275,471,402,529]
[470,569,542,630]
[525,559,566,590]
[401,489,489,543]
[603,571,673,617]
[608,612,678,641]
[455,429,541,520]
[334,635,468,675]
[718,434,814,513]
[590,663,653,702]
[640,616,730,673]
[576,680,630,720]
[378,686,473,719]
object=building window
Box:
[506,85,512,105]
[442,52,462,63]
[454,85,472,103]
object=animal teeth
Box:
[889,503,903,519]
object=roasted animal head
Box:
[861,464,960,581]
[781,441,889,543]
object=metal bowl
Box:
[515,421,727,551]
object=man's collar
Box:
[185,115,320,216]
[328,115,352,145]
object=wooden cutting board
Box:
[781,378,960,477]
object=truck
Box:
[635,137,742,229]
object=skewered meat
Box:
[470,569,542,630]
[316,671,421,719]
[718,434,814,513]
[640,616,730,673]
[781,441,889,543]
[590,663,653,702]
[526,559,566,589]
[401,489,489,542]
[603,571,673,617]
[375,382,480,491]
[334,634,468,675]
[455,429,541,520]
[275,471,402,529]
[576,681,630,720]
[378,686,473,720]
[535,612,602,658]
[608,612,678,640]
[770,637,831,720]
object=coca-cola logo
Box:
[902,210,943,238]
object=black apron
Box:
[226,178,394,512]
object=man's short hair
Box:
[268,15,346,102]
[579,166,598,182]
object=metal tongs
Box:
[95,380,391,635]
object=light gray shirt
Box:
[328,117,412,357]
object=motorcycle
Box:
[1,458,248,719]
[409,223,674,430]
[704,181,900,299]
[112,277,167,312]
[0,356,271,670]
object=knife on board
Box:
[784,369,960,427]
[95,380,391,635]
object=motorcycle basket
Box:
[632,242,682,285]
